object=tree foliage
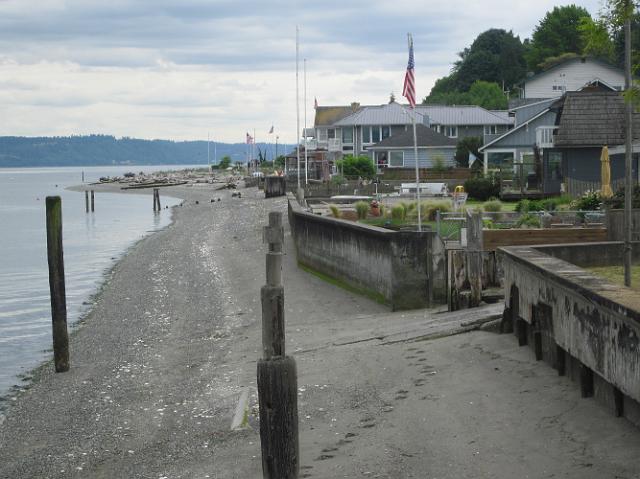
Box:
[525,5,591,72]
[424,29,525,106]
[424,81,508,109]
[455,136,483,168]
[218,155,231,169]
[335,155,375,178]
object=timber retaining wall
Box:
[499,242,640,426]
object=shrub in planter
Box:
[483,200,502,212]
[570,190,602,210]
[329,204,341,218]
[355,201,370,219]
[391,205,406,221]
[420,200,452,221]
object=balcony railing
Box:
[536,126,558,149]
[305,139,318,150]
[328,138,342,152]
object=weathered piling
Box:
[466,210,483,307]
[153,188,160,212]
[257,211,299,479]
[85,190,89,213]
[45,196,70,372]
[90,190,95,212]
[155,188,161,211]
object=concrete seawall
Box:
[287,194,446,310]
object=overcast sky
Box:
[0,0,603,143]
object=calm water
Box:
[0,166,191,396]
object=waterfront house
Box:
[545,91,640,197]
[365,124,457,173]
[514,55,625,104]
[305,96,514,171]
[482,91,640,198]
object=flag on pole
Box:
[246,132,253,144]
[268,125,274,134]
[314,97,318,109]
[403,34,416,108]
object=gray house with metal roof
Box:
[365,124,457,171]
[307,97,514,167]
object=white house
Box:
[522,56,625,100]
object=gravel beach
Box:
[1,183,639,479]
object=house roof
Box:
[416,105,514,126]
[333,101,425,126]
[313,105,361,127]
[554,91,640,147]
[523,56,624,86]
[320,99,515,129]
[366,124,457,150]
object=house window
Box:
[376,152,388,168]
[444,126,457,138]
[389,151,404,167]
[381,126,390,139]
[317,129,327,142]
[484,125,499,135]
[328,129,336,139]
[342,128,353,144]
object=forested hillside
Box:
[0,135,290,167]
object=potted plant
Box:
[370,200,380,217]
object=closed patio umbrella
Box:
[601,145,613,198]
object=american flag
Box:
[246,132,253,144]
[268,125,274,134]
[403,34,416,108]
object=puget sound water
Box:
[0,165,190,398]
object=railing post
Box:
[46,197,70,372]
[466,210,483,307]
[257,211,299,479]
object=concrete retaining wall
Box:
[288,194,446,310]
[499,243,640,425]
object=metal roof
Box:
[333,101,425,126]
[366,124,457,149]
[416,105,514,126]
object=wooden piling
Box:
[45,197,70,373]
[580,364,594,398]
[257,211,299,479]
[556,344,566,376]
[155,189,161,211]
[90,190,95,212]
[85,190,89,213]
[466,211,483,308]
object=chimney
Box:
[389,92,396,103]
[350,102,360,111]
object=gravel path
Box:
[1,183,639,479]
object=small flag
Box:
[403,34,416,108]
[468,152,479,168]
[246,132,254,144]
[268,125,274,134]
[314,97,318,109]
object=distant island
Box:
[0,134,293,167]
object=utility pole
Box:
[624,0,633,287]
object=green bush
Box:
[391,205,406,221]
[464,176,500,201]
[355,201,369,220]
[331,174,347,185]
[483,200,502,212]
[515,196,572,213]
[335,155,375,178]
[329,204,341,218]
[516,213,541,228]
[571,190,602,210]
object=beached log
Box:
[45,196,70,372]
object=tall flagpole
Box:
[304,58,309,185]
[207,132,210,169]
[296,26,301,190]
[408,33,421,232]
